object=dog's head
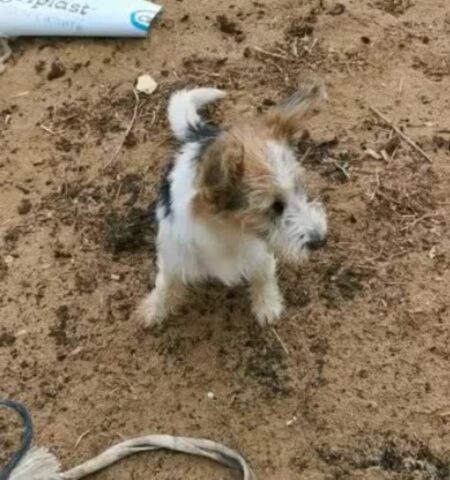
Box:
[192,83,328,262]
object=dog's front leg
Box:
[249,255,284,327]
[136,259,186,328]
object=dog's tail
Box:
[168,88,226,142]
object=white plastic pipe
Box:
[0,0,162,37]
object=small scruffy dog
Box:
[137,84,328,328]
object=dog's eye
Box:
[271,200,285,216]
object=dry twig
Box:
[250,46,290,61]
[39,124,57,135]
[324,157,351,180]
[104,89,140,169]
[369,106,432,163]
[299,146,312,163]
[271,328,290,356]
[400,212,442,232]
[74,430,92,449]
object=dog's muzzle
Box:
[305,232,327,251]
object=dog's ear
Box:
[264,81,326,141]
[196,135,246,212]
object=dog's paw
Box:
[251,289,284,327]
[134,292,167,329]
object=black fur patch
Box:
[186,122,221,145]
[158,122,221,219]
[188,122,221,165]
[158,160,174,218]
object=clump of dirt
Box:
[368,166,436,220]
[17,198,32,215]
[75,270,98,295]
[374,0,414,16]
[242,327,290,397]
[53,241,73,260]
[432,135,450,152]
[0,332,16,348]
[321,264,367,305]
[318,434,450,479]
[297,135,339,166]
[123,131,138,149]
[217,15,240,35]
[49,305,78,348]
[104,206,155,255]
[296,135,353,182]
[35,59,46,73]
[55,136,83,154]
[47,59,66,81]
[216,14,245,42]
[284,284,311,309]
[286,14,316,39]
[3,227,21,252]
[43,91,130,140]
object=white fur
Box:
[265,141,327,261]
[137,88,327,328]
[167,88,226,141]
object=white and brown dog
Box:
[137,85,328,328]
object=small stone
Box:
[69,346,84,357]
[328,3,345,15]
[286,415,297,426]
[135,74,158,95]
[4,255,14,265]
[17,198,32,215]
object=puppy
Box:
[137,85,328,328]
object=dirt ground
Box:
[1,0,450,478]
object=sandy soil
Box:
[1,0,450,478]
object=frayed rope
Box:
[0,399,255,480]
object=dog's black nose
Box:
[306,233,327,251]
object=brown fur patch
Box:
[195,133,245,211]
[193,125,282,236]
